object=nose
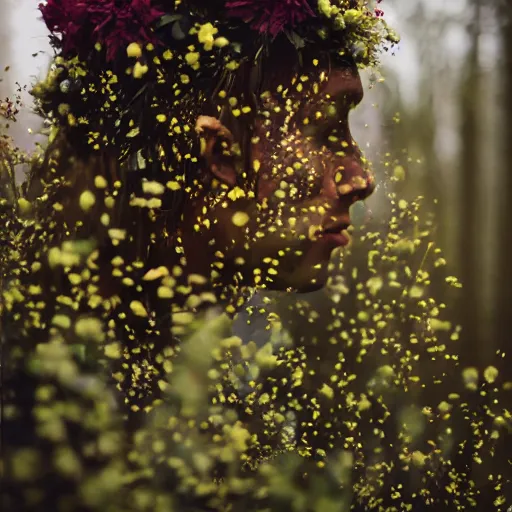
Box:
[324,157,375,204]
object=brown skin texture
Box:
[177,60,375,293]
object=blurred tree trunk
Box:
[0,3,15,199]
[0,0,9,94]
[458,0,482,362]
[0,2,16,202]
[492,6,512,362]
[0,0,8,489]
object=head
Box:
[179,50,374,293]
[31,1,396,299]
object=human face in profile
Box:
[181,56,375,293]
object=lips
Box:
[322,220,351,234]
[320,230,351,247]
[318,219,352,247]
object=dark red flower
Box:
[39,0,164,61]
[225,0,315,37]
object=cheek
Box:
[255,141,326,203]
[247,201,327,255]
[256,174,279,201]
[255,123,324,196]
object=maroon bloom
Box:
[39,0,164,61]
[225,0,315,37]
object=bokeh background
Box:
[1,0,510,366]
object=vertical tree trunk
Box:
[0,0,10,95]
[0,1,12,495]
[492,5,512,362]
[458,0,482,363]
[0,1,17,210]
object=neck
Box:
[164,230,253,318]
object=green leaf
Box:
[284,30,305,50]
[171,21,186,40]
[155,14,183,30]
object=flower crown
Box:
[39,0,397,65]
[34,0,398,160]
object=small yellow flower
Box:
[185,52,200,68]
[232,211,249,227]
[214,37,229,48]
[126,42,142,58]
[133,62,149,79]
[197,22,218,51]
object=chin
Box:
[261,280,325,293]
[293,281,326,293]
[263,262,329,293]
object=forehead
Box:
[322,66,364,105]
[260,55,364,106]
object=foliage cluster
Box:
[1,141,510,510]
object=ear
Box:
[195,115,237,187]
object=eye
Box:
[314,124,351,153]
[302,103,350,140]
